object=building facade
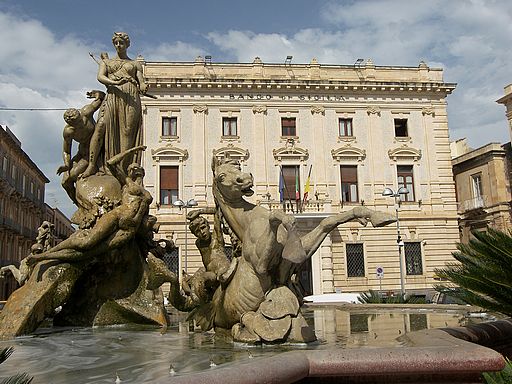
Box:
[0,125,76,300]
[0,125,49,299]
[451,139,512,243]
[140,57,460,296]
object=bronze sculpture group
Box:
[0,32,395,343]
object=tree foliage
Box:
[435,228,512,316]
[0,347,33,384]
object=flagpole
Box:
[302,164,312,209]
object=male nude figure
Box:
[57,90,105,204]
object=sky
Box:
[1,0,512,218]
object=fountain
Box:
[0,32,507,382]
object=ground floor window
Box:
[346,243,365,277]
[162,246,179,274]
[404,242,423,275]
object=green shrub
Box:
[482,358,512,384]
[357,290,425,304]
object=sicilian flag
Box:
[303,165,312,205]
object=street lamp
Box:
[173,198,198,274]
[382,187,409,296]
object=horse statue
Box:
[169,157,396,343]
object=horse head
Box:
[211,157,254,203]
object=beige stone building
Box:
[451,139,512,242]
[140,57,460,296]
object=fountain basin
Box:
[0,306,505,383]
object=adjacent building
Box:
[451,139,512,242]
[140,57,460,296]
[0,125,74,300]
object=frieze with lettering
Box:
[229,94,346,102]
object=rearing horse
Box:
[182,158,395,333]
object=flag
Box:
[295,168,300,200]
[302,165,312,205]
[279,166,284,203]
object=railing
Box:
[258,199,327,214]
[458,195,487,213]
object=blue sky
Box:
[1,0,512,218]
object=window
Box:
[162,246,179,274]
[346,243,365,277]
[222,117,238,137]
[281,117,296,137]
[404,242,423,275]
[279,165,300,202]
[22,175,26,196]
[162,117,177,137]
[394,118,408,137]
[339,118,353,136]
[397,165,415,202]
[2,156,7,174]
[160,166,179,205]
[471,173,483,199]
[340,165,358,203]
[224,245,233,261]
[11,164,16,181]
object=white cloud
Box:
[206,0,512,147]
[144,41,206,62]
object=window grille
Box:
[404,242,422,275]
[346,243,365,277]
[409,313,428,331]
[224,245,233,261]
[162,247,179,274]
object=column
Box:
[311,106,327,198]
[320,234,334,293]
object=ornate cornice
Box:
[388,144,422,162]
[213,144,250,162]
[151,144,189,163]
[273,139,309,163]
[331,144,366,162]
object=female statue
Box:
[81,32,148,177]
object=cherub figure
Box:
[58,90,105,204]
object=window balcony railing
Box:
[259,199,326,214]
[458,195,488,213]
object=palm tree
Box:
[0,347,33,384]
[435,228,512,316]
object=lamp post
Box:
[382,187,409,297]
[173,198,198,274]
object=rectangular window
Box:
[2,156,7,174]
[394,118,408,137]
[160,166,179,205]
[339,118,353,136]
[280,165,300,202]
[22,175,26,196]
[340,165,358,203]
[281,117,296,137]
[162,246,179,274]
[162,117,178,137]
[397,165,415,202]
[11,164,16,181]
[222,117,238,137]
[346,243,365,277]
[471,173,483,198]
[404,242,423,275]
